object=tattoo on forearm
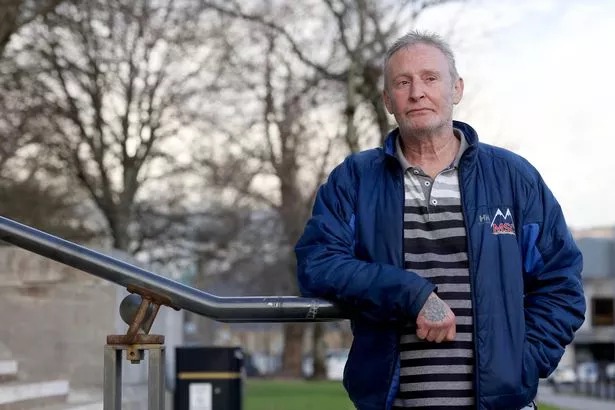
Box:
[422,297,448,322]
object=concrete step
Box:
[0,360,18,383]
[0,380,69,409]
[66,404,103,410]
[29,402,102,410]
[28,387,103,410]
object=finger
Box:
[435,328,448,343]
[425,328,435,342]
[445,323,456,341]
[426,328,442,342]
[416,325,428,340]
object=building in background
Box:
[572,230,615,367]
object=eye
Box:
[396,80,410,87]
[426,76,437,82]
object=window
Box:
[592,298,614,327]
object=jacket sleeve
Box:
[521,173,585,378]
[295,157,436,323]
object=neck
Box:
[399,125,459,178]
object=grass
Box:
[245,379,354,410]
[244,379,563,410]
[537,405,561,410]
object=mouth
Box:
[407,108,431,115]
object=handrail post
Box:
[103,345,122,410]
[103,342,165,410]
[104,287,169,409]
[149,344,165,410]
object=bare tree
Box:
[192,10,343,375]
[15,0,225,252]
[132,205,287,289]
[0,0,66,58]
[202,0,465,151]
[0,86,38,176]
[0,176,101,241]
[0,44,98,240]
[0,43,49,177]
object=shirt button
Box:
[424,181,431,187]
[431,199,437,205]
[413,169,419,175]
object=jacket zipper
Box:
[458,159,480,409]
[385,165,404,410]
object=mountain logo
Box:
[491,208,515,235]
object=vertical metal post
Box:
[148,345,165,410]
[104,345,122,410]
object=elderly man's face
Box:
[383,44,463,137]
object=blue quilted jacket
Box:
[295,121,585,409]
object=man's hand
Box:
[416,292,456,343]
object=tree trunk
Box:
[109,209,132,252]
[341,320,353,347]
[280,322,304,377]
[311,322,327,379]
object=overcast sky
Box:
[413,0,615,229]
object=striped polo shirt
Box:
[392,129,474,409]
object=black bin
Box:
[175,346,243,410]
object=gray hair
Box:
[383,31,459,87]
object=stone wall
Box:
[0,245,185,389]
[0,246,118,387]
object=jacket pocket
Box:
[522,340,539,389]
[343,322,398,408]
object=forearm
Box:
[297,247,435,323]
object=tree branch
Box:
[201,0,346,81]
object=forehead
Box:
[386,43,449,75]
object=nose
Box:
[409,83,425,101]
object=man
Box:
[295,31,585,410]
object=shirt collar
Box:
[395,128,469,172]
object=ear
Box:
[383,89,393,114]
[453,77,464,105]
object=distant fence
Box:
[574,380,615,400]
[552,380,615,401]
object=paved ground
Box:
[538,383,614,410]
[62,384,173,410]
[31,384,173,409]
[30,381,615,410]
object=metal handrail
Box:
[0,215,346,322]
